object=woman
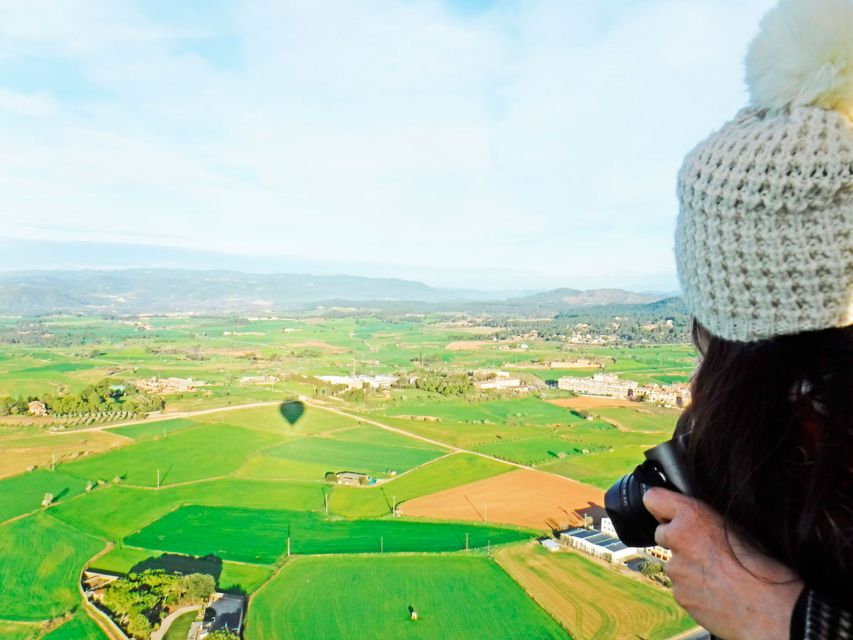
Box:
[643,0,853,637]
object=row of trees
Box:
[0,378,164,417]
[100,570,215,639]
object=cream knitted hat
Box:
[675,0,853,342]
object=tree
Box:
[125,613,152,639]
[206,630,240,640]
[181,573,215,602]
[324,472,337,483]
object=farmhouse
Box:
[336,472,371,486]
[558,526,638,564]
[27,400,48,416]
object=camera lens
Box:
[604,472,663,547]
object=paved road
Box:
[150,605,200,640]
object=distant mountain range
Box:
[0,269,676,316]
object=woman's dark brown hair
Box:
[679,321,853,599]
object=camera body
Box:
[603,435,693,547]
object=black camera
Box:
[604,435,693,547]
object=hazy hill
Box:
[0,269,673,315]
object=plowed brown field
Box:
[399,468,604,531]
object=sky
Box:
[0,0,776,290]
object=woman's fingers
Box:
[654,522,672,548]
[643,486,687,523]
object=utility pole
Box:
[324,492,329,514]
[287,536,291,557]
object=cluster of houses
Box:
[136,377,206,393]
[239,375,279,385]
[472,369,533,393]
[541,516,672,565]
[317,374,398,390]
[557,373,691,408]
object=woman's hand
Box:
[643,487,804,640]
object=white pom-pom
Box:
[746,0,853,118]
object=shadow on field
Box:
[130,553,224,583]
[279,400,305,426]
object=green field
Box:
[330,453,513,517]
[245,555,570,639]
[592,406,679,433]
[0,469,89,523]
[42,612,106,640]
[125,506,532,563]
[89,546,273,594]
[61,423,281,487]
[0,621,44,640]
[0,315,691,638]
[51,479,327,540]
[261,434,444,477]
[387,396,582,427]
[111,417,199,440]
[0,514,105,621]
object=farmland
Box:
[125,505,532,562]
[495,543,695,640]
[0,314,696,639]
[246,555,570,640]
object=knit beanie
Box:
[674,0,853,342]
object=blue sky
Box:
[0,0,775,290]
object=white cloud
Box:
[0,0,776,289]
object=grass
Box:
[591,406,679,433]
[474,435,592,466]
[0,469,89,523]
[330,453,513,518]
[495,544,695,640]
[51,479,327,540]
[125,505,532,563]
[0,620,46,639]
[0,514,105,621]
[260,435,445,478]
[245,555,570,640]
[538,446,653,490]
[110,417,200,440]
[90,546,272,594]
[386,397,581,427]
[42,612,106,640]
[60,424,281,487]
[163,610,197,640]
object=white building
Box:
[559,526,639,563]
[476,377,522,390]
[557,373,638,398]
[601,517,672,561]
[318,374,398,390]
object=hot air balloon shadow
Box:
[279,400,305,426]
